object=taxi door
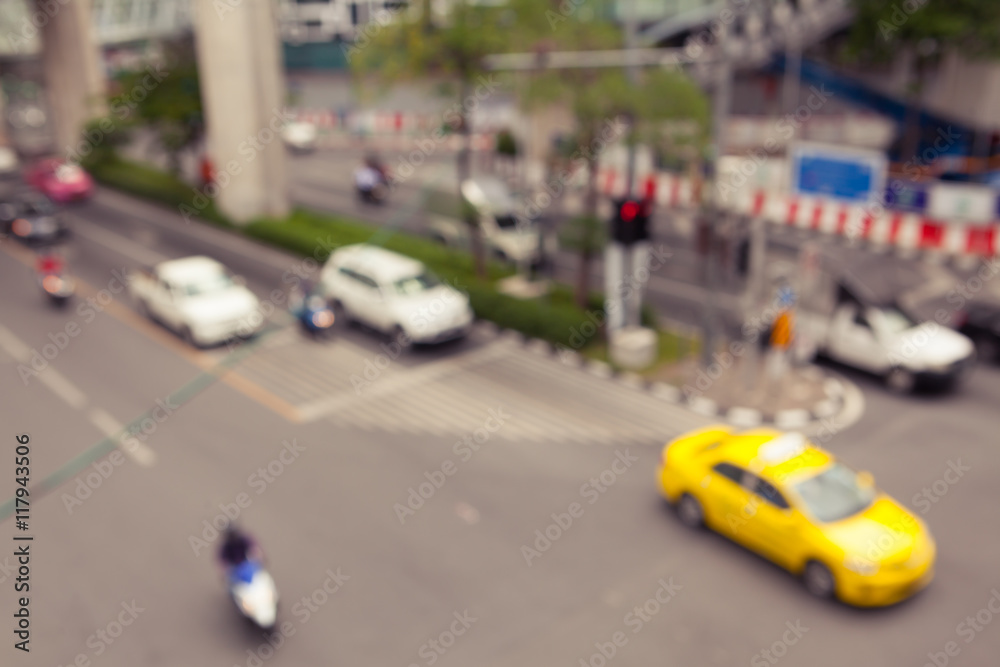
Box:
[738,473,801,570]
[701,463,757,545]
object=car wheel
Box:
[137,299,152,319]
[331,300,352,326]
[676,493,704,529]
[181,326,200,348]
[974,334,999,363]
[803,560,836,599]
[885,367,916,394]
[391,325,412,352]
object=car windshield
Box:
[792,463,876,523]
[394,272,440,295]
[495,214,519,230]
[879,307,917,334]
[181,272,233,296]
[25,197,55,215]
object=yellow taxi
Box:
[658,425,934,606]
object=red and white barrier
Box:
[595,166,1000,257]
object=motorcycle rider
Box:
[219,524,261,568]
[354,154,388,201]
[36,248,65,277]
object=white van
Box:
[427,177,543,266]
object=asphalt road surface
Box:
[1,186,998,667]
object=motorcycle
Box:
[297,293,336,338]
[40,272,75,307]
[355,164,390,205]
[226,559,279,633]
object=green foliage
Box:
[86,156,230,227]
[559,214,606,256]
[847,0,1000,62]
[111,43,203,174]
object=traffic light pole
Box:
[623,0,642,329]
[700,4,732,369]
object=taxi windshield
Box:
[793,463,875,523]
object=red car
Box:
[24,159,94,203]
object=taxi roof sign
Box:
[758,433,807,464]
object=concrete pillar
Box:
[38,0,107,154]
[192,0,289,224]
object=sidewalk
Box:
[644,345,844,428]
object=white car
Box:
[281,121,318,153]
[320,244,474,346]
[129,256,263,347]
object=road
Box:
[1,185,999,666]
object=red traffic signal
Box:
[620,200,640,222]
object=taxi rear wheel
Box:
[676,493,704,529]
[803,560,836,599]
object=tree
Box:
[350,0,535,279]
[522,7,708,308]
[847,0,1000,162]
[113,40,204,176]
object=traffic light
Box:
[611,198,651,245]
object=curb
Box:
[473,320,847,429]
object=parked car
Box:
[0,191,70,245]
[0,146,20,178]
[24,158,94,203]
[129,256,263,347]
[319,244,474,347]
[795,253,975,393]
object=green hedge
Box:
[89,157,663,350]
[86,157,232,227]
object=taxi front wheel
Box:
[803,560,836,599]
[676,494,704,529]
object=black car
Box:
[0,191,69,245]
[956,300,1000,363]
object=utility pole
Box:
[622,0,643,329]
[700,0,732,368]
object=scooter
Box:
[39,272,75,308]
[297,293,336,339]
[226,559,279,633]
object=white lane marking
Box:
[297,338,517,422]
[65,214,168,266]
[87,408,157,467]
[0,325,87,409]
